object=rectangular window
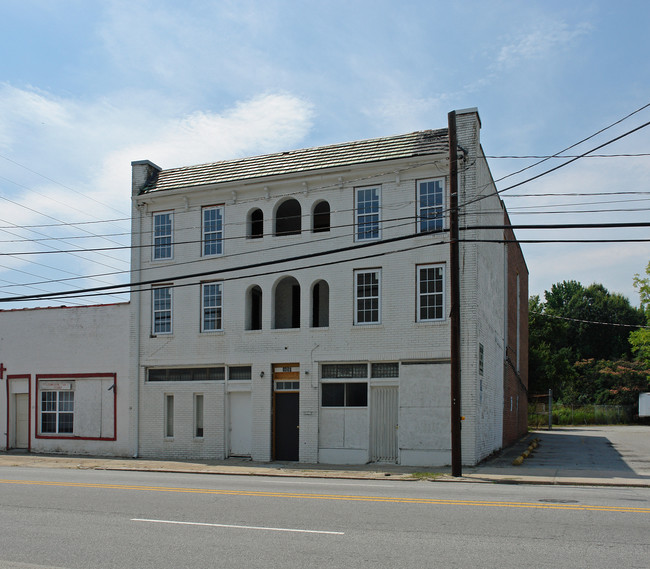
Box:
[228,366,252,380]
[165,394,174,438]
[321,363,368,378]
[371,362,399,378]
[417,178,445,233]
[202,282,223,332]
[321,383,368,407]
[153,212,173,259]
[417,264,445,321]
[41,391,74,434]
[148,367,225,381]
[354,269,381,324]
[274,380,300,391]
[152,286,173,334]
[203,206,224,256]
[356,186,381,240]
[194,394,204,438]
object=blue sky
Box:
[1,0,649,309]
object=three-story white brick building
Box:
[129,108,528,466]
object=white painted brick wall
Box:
[0,303,132,455]
[131,110,513,466]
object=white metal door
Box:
[370,386,398,462]
[229,392,252,457]
[15,393,29,449]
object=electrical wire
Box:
[530,310,650,329]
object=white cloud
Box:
[495,21,592,69]
[0,85,314,307]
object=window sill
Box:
[414,319,447,325]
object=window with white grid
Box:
[417,264,445,321]
[355,186,381,241]
[40,391,74,434]
[153,212,173,259]
[201,282,223,332]
[354,269,381,324]
[152,286,173,334]
[203,206,224,256]
[417,178,445,233]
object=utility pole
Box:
[448,111,462,477]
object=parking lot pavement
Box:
[1,426,649,487]
[463,425,650,487]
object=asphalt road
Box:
[0,467,648,569]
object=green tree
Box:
[529,280,645,401]
[544,281,644,361]
[629,261,650,367]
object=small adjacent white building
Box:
[0,303,132,455]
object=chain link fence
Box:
[529,397,634,428]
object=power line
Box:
[488,153,650,159]
[530,310,650,329]
[493,101,650,183]
[0,152,130,217]
[497,119,650,194]
[4,220,650,257]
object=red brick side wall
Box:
[503,212,529,447]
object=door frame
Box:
[271,363,300,460]
[6,375,31,451]
[228,390,252,457]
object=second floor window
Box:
[417,264,445,321]
[202,282,223,332]
[203,206,224,256]
[354,269,381,324]
[152,286,173,334]
[153,212,173,259]
[356,186,380,241]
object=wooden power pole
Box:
[448,111,462,477]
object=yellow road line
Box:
[1,479,648,514]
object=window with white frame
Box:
[321,383,368,407]
[165,394,174,438]
[194,394,204,438]
[152,286,173,334]
[417,178,445,233]
[201,282,223,332]
[354,269,381,324]
[153,212,173,259]
[41,391,74,434]
[417,264,445,321]
[203,205,224,256]
[356,186,381,240]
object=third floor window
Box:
[203,205,224,256]
[153,212,173,260]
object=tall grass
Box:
[528,404,633,427]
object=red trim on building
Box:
[35,373,117,442]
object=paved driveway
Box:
[467,425,650,486]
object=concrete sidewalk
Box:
[1,426,649,487]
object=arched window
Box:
[311,280,329,327]
[275,199,301,236]
[248,208,264,239]
[274,276,300,329]
[312,201,330,233]
[246,285,263,330]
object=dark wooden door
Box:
[274,392,299,461]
